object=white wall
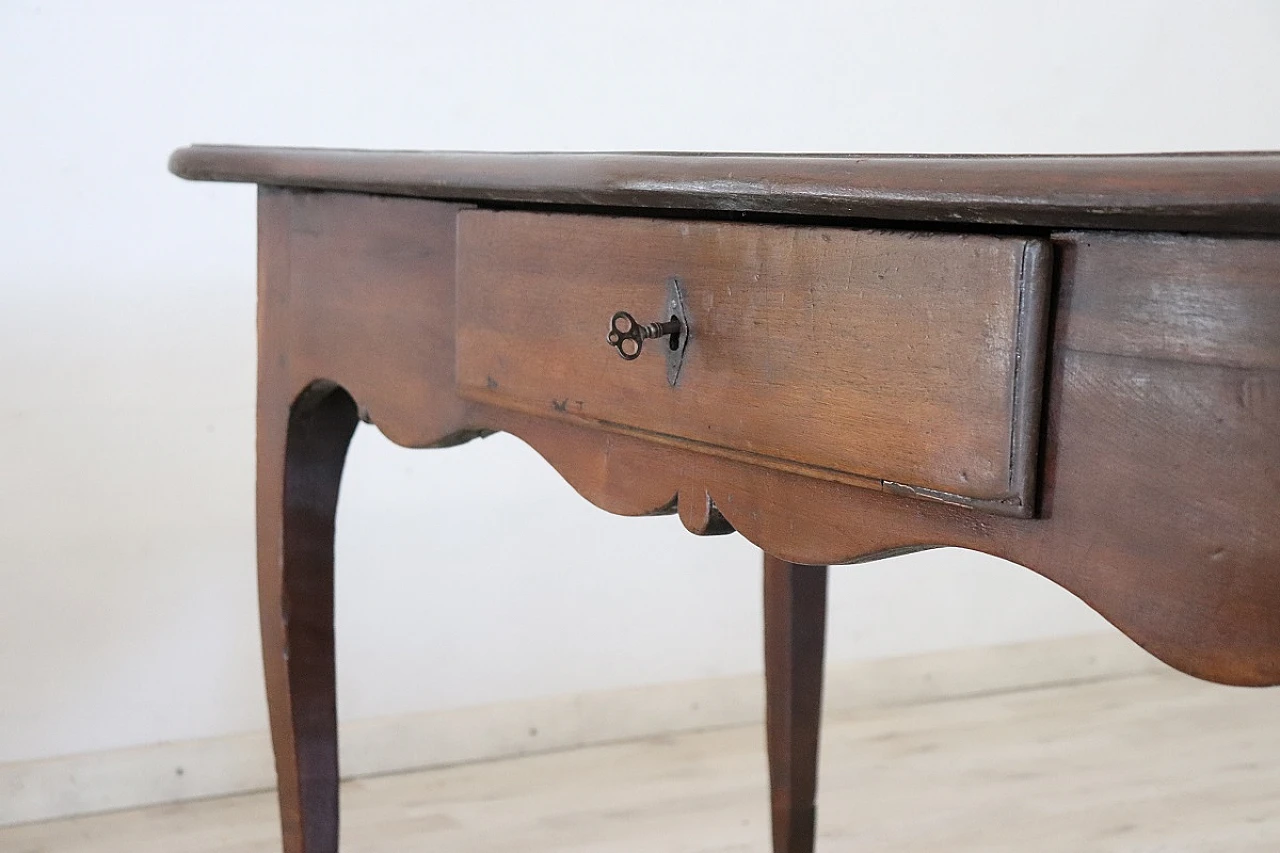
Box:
[4,0,1280,766]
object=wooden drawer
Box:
[455,210,1051,516]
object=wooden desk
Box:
[170,147,1280,853]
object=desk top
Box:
[170,146,1280,234]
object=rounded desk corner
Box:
[169,143,247,182]
[168,144,200,179]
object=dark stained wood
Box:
[456,210,1051,515]
[258,190,361,853]
[245,185,1280,690]
[261,187,475,450]
[763,556,828,853]
[257,381,356,853]
[168,147,1280,851]
[1056,231,1280,369]
[254,189,473,853]
[170,146,1280,234]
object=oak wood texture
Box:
[168,147,1280,853]
[456,210,1050,514]
[763,557,828,853]
[170,146,1280,233]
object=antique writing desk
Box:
[170,147,1280,852]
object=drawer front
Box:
[456,210,1050,516]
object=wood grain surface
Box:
[456,210,1050,513]
[169,146,1280,234]
[250,188,1280,688]
[763,557,828,853]
[229,166,1280,853]
[254,191,472,853]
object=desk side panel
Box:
[258,187,476,448]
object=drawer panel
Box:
[456,210,1050,516]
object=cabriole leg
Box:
[258,383,358,853]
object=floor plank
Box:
[4,670,1278,852]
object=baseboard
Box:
[0,630,1162,827]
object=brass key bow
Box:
[606,311,683,360]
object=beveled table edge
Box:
[170,145,1280,234]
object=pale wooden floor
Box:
[6,670,1278,852]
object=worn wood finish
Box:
[170,146,1280,233]
[257,382,356,853]
[763,556,828,853]
[167,146,1280,852]
[236,187,1280,687]
[501,244,1280,687]
[457,210,1050,513]
[1056,231,1280,369]
[254,190,472,853]
[256,190,360,853]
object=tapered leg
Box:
[258,382,359,853]
[764,554,829,853]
